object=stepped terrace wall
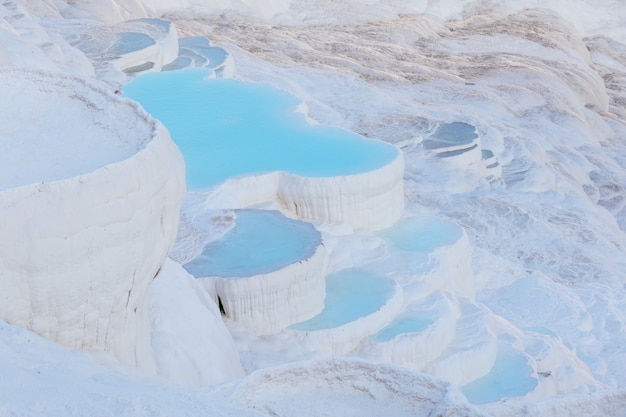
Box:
[0,69,185,370]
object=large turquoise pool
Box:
[123,68,399,190]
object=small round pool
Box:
[422,122,478,151]
[379,216,463,253]
[183,209,320,278]
[123,68,399,190]
[289,268,396,331]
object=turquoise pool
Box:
[183,210,320,278]
[371,314,433,343]
[461,346,538,404]
[123,68,399,190]
[289,268,395,331]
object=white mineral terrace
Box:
[0,68,186,369]
[163,36,235,77]
[3,2,626,413]
[374,215,475,300]
[44,18,179,80]
[123,69,405,231]
[203,151,405,231]
[422,122,502,183]
[287,268,404,355]
[359,292,461,373]
[187,210,328,334]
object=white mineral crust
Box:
[199,242,328,335]
[0,69,185,370]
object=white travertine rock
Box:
[423,122,483,171]
[163,36,235,77]
[204,172,281,211]
[427,230,475,299]
[0,1,94,75]
[0,69,185,370]
[205,151,405,231]
[198,242,328,335]
[229,358,486,417]
[45,18,179,82]
[278,151,405,231]
[377,217,475,302]
[147,258,244,386]
[358,292,461,373]
[140,0,290,20]
[109,19,179,74]
[424,300,499,386]
[481,149,502,182]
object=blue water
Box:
[379,216,462,253]
[111,32,155,55]
[183,210,320,278]
[289,268,395,331]
[422,122,478,150]
[123,68,399,190]
[371,314,433,342]
[461,351,538,404]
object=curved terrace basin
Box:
[123,68,399,190]
[290,269,396,331]
[287,268,403,355]
[422,122,478,153]
[379,216,463,253]
[48,18,178,77]
[163,37,231,74]
[371,314,433,343]
[375,215,474,298]
[360,293,460,372]
[461,343,538,404]
[184,209,328,334]
[184,209,320,278]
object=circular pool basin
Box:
[184,209,320,278]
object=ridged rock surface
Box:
[0,69,185,370]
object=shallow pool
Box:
[461,347,538,404]
[183,210,320,278]
[379,216,462,253]
[371,314,433,342]
[123,68,399,190]
[289,268,395,331]
[422,122,478,150]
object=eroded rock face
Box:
[0,69,185,370]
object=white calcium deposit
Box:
[0,68,185,370]
[205,150,405,231]
[147,259,245,385]
[3,0,626,415]
[199,242,328,335]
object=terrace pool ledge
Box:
[184,210,328,335]
[123,68,404,230]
